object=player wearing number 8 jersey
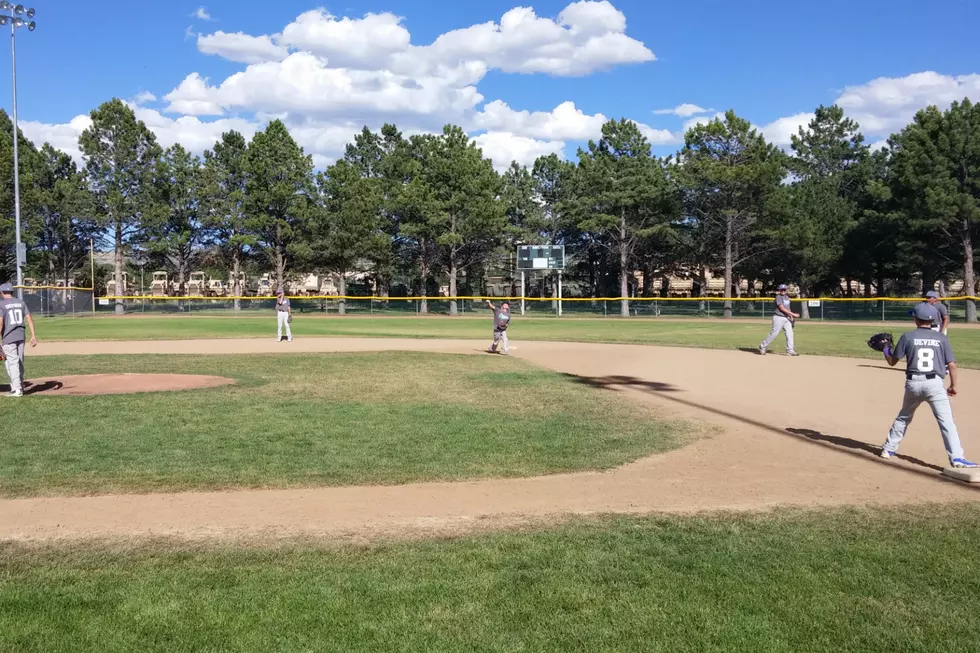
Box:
[880,303,977,468]
[0,283,37,397]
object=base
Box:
[942,467,980,483]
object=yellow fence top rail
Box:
[94,294,980,302]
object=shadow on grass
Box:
[564,373,971,488]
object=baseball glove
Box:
[867,332,893,352]
[287,315,292,324]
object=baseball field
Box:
[3,315,980,651]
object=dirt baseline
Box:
[3,337,980,541]
[7,373,235,396]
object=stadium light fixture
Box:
[1,3,35,299]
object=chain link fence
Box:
[19,286,94,317]
[84,295,974,323]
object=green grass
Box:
[3,505,979,652]
[3,352,689,497]
[36,314,980,367]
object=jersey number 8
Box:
[917,348,935,372]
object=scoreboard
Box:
[516,245,565,270]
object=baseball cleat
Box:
[787,351,799,356]
[6,390,22,398]
[951,458,980,469]
[758,346,766,355]
[879,448,897,460]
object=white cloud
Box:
[758,112,814,146]
[27,2,663,171]
[184,26,196,41]
[834,71,980,135]
[21,109,260,164]
[197,1,653,77]
[472,100,606,140]
[654,103,713,117]
[163,73,225,116]
[681,112,725,133]
[133,91,157,106]
[472,132,565,171]
[166,52,485,122]
[278,10,412,70]
[638,124,679,145]
[197,31,288,65]
[20,115,94,163]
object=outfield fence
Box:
[16,286,94,317]
[79,294,980,323]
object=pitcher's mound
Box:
[4,373,235,396]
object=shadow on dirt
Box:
[0,380,64,395]
[785,427,942,472]
[564,373,971,488]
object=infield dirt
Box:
[2,337,978,541]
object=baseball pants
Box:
[491,329,509,354]
[277,311,292,340]
[883,376,965,462]
[2,342,25,393]
[761,315,795,352]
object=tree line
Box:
[1,96,978,318]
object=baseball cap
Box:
[912,302,939,322]
[0,283,13,293]
[777,284,788,291]
[925,290,939,299]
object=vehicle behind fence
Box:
[81,294,977,322]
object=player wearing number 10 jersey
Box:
[0,283,37,397]
[880,303,978,468]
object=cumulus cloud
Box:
[834,71,980,135]
[472,100,606,140]
[133,91,157,106]
[472,132,565,171]
[28,2,664,170]
[758,112,814,146]
[20,108,260,164]
[197,31,288,65]
[654,103,713,117]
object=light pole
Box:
[0,3,35,300]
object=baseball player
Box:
[759,284,799,356]
[879,303,977,468]
[924,291,949,334]
[486,299,510,354]
[276,288,292,342]
[0,283,38,397]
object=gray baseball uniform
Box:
[489,305,511,354]
[760,295,795,353]
[932,302,948,331]
[882,328,965,462]
[276,297,292,341]
[1,298,30,393]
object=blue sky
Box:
[5,0,980,169]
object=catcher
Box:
[869,303,978,468]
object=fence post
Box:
[882,300,885,322]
